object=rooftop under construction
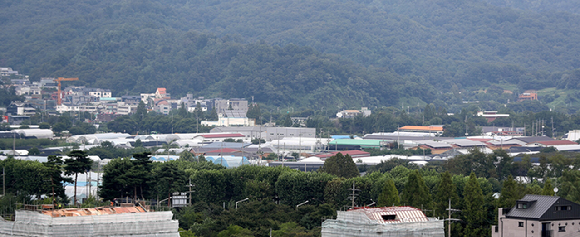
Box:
[321,206,444,237]
[0,205,179,236]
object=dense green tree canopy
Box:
[318,153,359,179]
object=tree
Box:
[178,102,188,117]
[28,147,40,155]
[498,175,521,208]
[401,170,430,208]
[208,107,218,121]
[435,172,457,218]
[123,152,153,200]
[134,139,143,147]
[217,225,253,237]
[272,222,313,237]
[194,102,204,120]
[155,162,187,206]
[318,153,359,178]
[64,150,93,205]
[282,114,292,127]
[463,172,487,236]
[179,150,195,162]
[99,158,133,201]
[39,122,50,129]
[377,179,399,207]
[541,178,555,196]
[43,155,73,201]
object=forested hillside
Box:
[1,0,580,108]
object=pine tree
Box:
[463,172,487,236]
[64,150,93,205]
[435,171,457,218]
[498,175,521,208]
[541,178,555,196]
[401,170,430,208]
[377,179,399,207]
[283,114,292,127]
[194,102,203,119]
[177,102,188,117]
[208,107,218,121]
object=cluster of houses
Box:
[2,71,252,125]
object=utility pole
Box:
[12,133,15,156]
[551,117,554,138]
[187,178,194,206]
[349,182,359,209]
[446,198,461,237]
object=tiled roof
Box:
[506,194,559,219]
[349,206,429,223]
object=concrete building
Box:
[214,98,248,114]
[321,206,444,237]
[202,113,255,127]
[0,206,179,236]
[492,194,580,237]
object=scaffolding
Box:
[0,209,179,236]
[322,208,445,237]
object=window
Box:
[381,215,396,221]
[517,203,528,209]
[519,222,524,227]
[555,206,572,211]
[559,226,565,232]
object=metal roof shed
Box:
[328,139,382,149]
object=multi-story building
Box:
[214,98,248,114]
[492,194,580,237]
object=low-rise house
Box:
[518,91,538,101]
[492,194,580,237]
